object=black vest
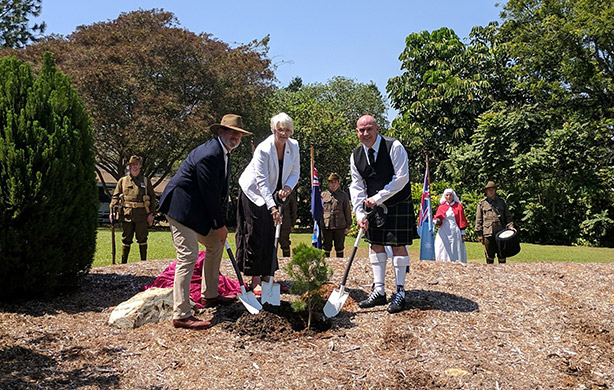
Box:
[352,136,412,207]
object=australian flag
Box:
[417,163,435,260]
[311,167,323,248]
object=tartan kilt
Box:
[365,199,416,246]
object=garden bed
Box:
[1,258,613,389]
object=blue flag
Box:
[417,163,435,260]
[311,167,323,248]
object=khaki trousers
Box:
[167,216,223,320]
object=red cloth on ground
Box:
[143,251,242,308]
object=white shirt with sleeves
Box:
[349,134,409,221]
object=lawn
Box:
[94,227,613,267]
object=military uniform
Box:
[279,191,297,257]
[475,181,513,264]
[110,156,157,263]
[322,174,352,257]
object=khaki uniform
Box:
[279,192,297,257]
[110,174,157,262]
[322,189,352,257]
[475,196,513,263]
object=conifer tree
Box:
[0,52,97,299]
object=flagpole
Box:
[310,142,314,184]
[425,152,430,186]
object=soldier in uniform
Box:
[110,155,156,263]
[321,172,352,258]
[475,181,514,264]
[279,191,297,257]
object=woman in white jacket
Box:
[236,112,300,291]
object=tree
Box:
[388,0,614,246]
[0,53,98,299]
[6,9,275,190]
[284,243,332,329]
[387,27,495,178]
[268,76,388,226]
[447,0,614,246]
[0,0,45,48]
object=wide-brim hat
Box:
[128,155,142,165]
[483,181,497,191]
[327,172,340,182]
[209,114,252,136]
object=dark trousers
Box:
[279,225,292,257]
[121,220,148,246]
[323,228,345,257]
[483,236,506,263]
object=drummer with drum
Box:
[475,181,515,264]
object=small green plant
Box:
[284,243,332,329]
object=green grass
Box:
[94,227,613,268]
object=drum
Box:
[495,229,521,258]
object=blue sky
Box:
[35,1,504,122]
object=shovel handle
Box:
[339,228,364,287]
[270,193,285,276]
[225,241,246,288]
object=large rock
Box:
[108,287,175,329]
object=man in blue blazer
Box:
[158,114,251,330]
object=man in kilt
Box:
[349,115,416,313]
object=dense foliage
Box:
[284,243,332,329]
[0,0,45,48]
[0,53,97,299]
[388,0,614,247]
[268,76,388,226]
[5,9,275,190]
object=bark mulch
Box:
[1,257,613,389]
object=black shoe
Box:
[358,289,387,308]
[387,287,407,314]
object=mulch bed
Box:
[1,257,613,389]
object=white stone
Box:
[108,287,175,329]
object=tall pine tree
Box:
[0,52,97,298]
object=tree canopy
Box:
[388,0,614,247]
[0,0,45,48]
[268,76,388,226]
[6,9,275,188]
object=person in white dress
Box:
[433,188,468,263]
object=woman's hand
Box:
[270,207,282,225]
[278,185,292,199]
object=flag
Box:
[417,162,435,260]
[311,167,323,248]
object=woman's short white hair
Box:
[270,112,294,133]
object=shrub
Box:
[284,243,332,329]
[0,53,97,299]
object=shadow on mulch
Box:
[0,345,120,389]
[343,288,479,314]
[0,273,155,316]
[406,289,479,313]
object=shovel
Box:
[224,241,262,315]
[261,192,288,306]
[323,227,364,318]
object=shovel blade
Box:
[261,279,281,306]
[238,286,262,314]
[323,287,349,318]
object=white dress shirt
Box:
[349,134,409,221]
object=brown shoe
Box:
[172,316,212,330]
[201,294,237,308]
